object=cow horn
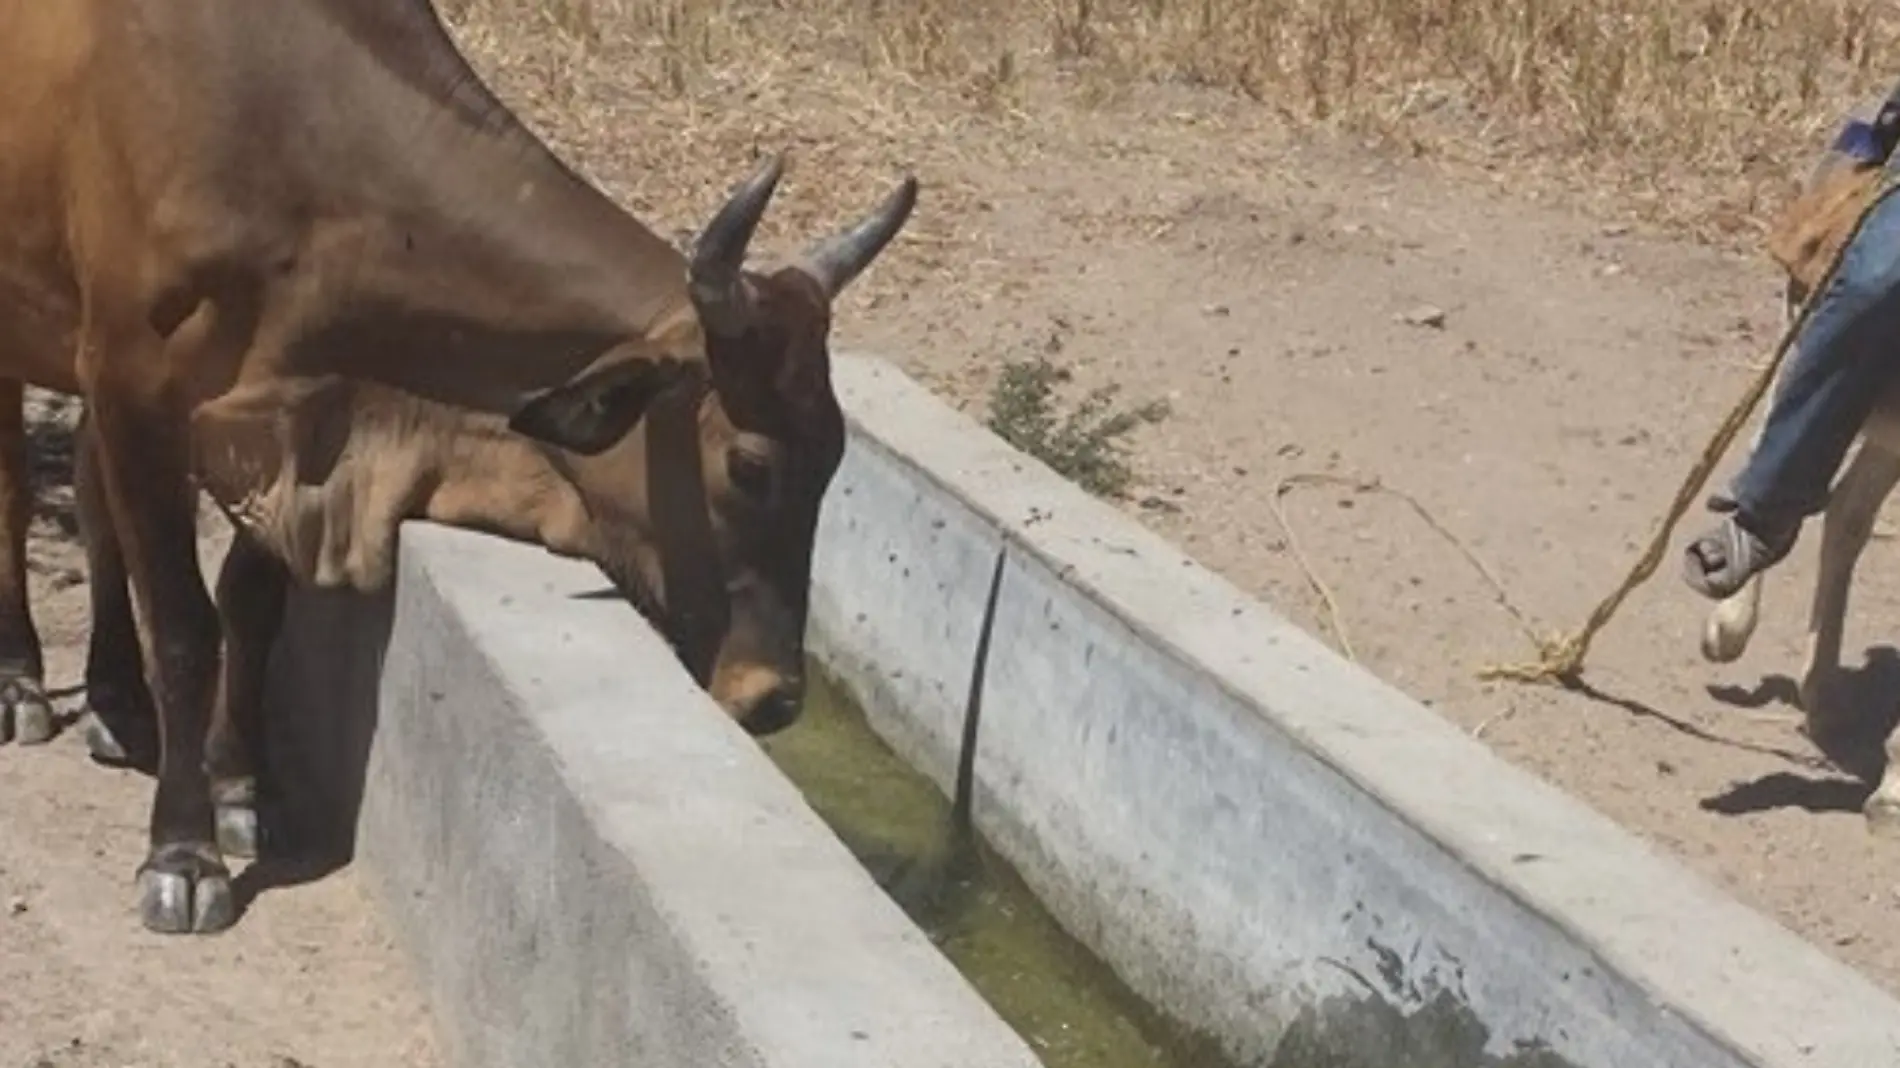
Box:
[690,154,785,338]
[798,176,919,299]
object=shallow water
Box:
[759,665,1242,1068]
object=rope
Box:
[1269,472,1550,665]
[1478,162,1900,688]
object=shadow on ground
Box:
[1696,647,1900,818]
[1704,646,1900,779]
[1698,772,1871,818]
[1568,678,1827,770]
[236,585,396,919]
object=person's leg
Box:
[1684,168,1900,600]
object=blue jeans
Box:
[1729,158,1900,532]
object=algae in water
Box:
[760,667,1239,1068]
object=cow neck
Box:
[288,22,701,419]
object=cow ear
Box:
[509,360,674,455]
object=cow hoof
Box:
[0,677,55,745]
[136,844,236,935]
[1699,620,1749,664]
[82,712,125,761]
[1865,795,1900,840]
[216,804,262,860]
[210,778,278,861]
[81,708,158,771]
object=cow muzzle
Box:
[711,661,806,736]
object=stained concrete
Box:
[262,523,1044,1068]
[807,352,1900,1068]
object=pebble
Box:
[1398,304,1447,328]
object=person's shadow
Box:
[1701,646,1900,818]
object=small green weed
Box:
[985,356,1170,499]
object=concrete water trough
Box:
[260,352,1900,1067]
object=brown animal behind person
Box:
[0,0,916,936]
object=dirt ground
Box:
[0,395,440,1068]
[3,7,1899,1062]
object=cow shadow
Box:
[1699,771,1871,817]
[1699,646,1900,818]
[233,584,394,914]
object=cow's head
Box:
[507,155,915,735]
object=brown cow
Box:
[0,0,916,935]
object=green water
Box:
[759,665,1243,1068]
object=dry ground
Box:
[6,1,1900,1059]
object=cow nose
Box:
[740,683,804,736]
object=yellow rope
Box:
[1478,163,1900,688]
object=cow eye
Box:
[726,448,777,502]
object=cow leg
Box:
[205,531,286,860]
[1702,551,1767,663]
[1797,442,1900,734]
[71,405,161,768]
[1867,730,1900,836]
[0,379,54,745]
[86,377,231,935]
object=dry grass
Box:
[443,0,1900,242]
